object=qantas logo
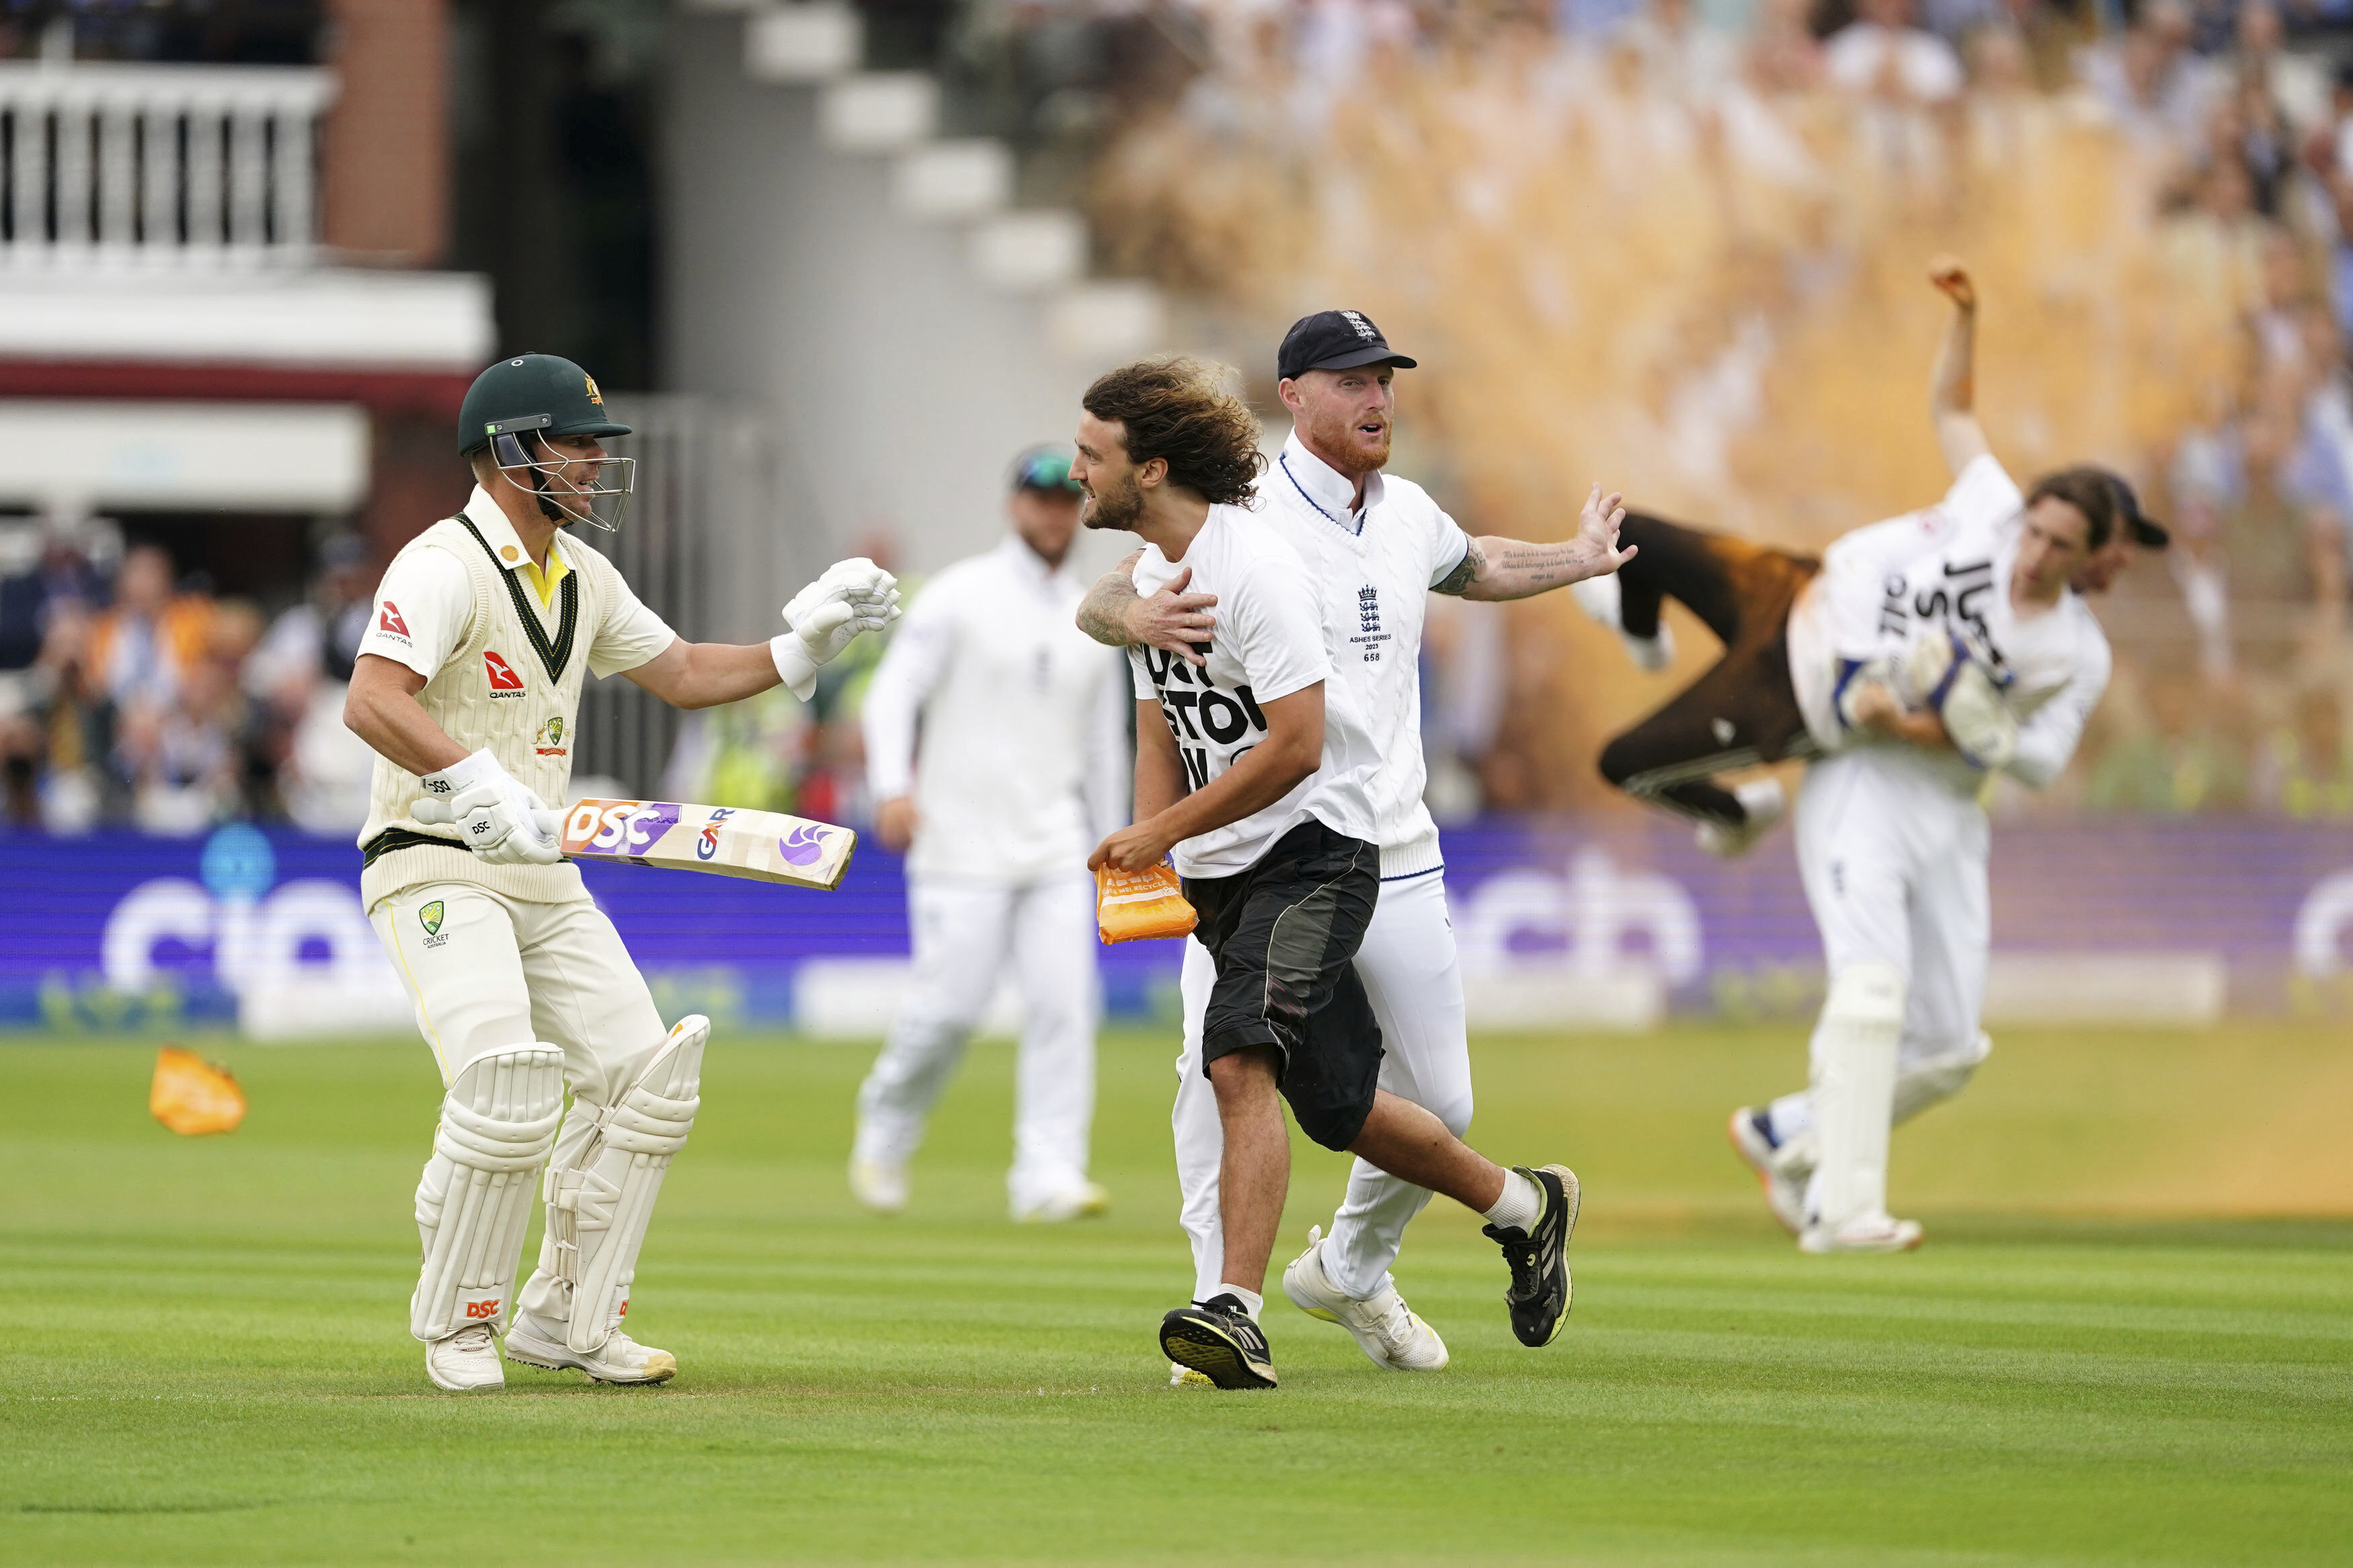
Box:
[464,1298,501,1320]
[483,651,526,696]
[377,602,410,638]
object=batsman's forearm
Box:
[1077,570,1144,648]
[345,689,468,777]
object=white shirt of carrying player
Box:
[1763,453,2112,1253]
[345,352,898,1392]
[1164,432,1476,1369]
[852,520,1132,1223]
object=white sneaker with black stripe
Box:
[1281,1225,1448,1371]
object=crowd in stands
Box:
[0,524,376,835]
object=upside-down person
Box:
[1074,356,1608,1389]
[344,354,899,1390]
[1580,261,2167,1250]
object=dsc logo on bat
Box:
[561,800,683,854]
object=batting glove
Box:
[771,558,902,699]
[413,749,564,864]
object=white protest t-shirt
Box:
[1261,434,1472,879]
[1127,503,1380,878]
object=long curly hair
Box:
[1081,357,1266,506]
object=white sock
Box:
[1208,1286,1263,1321]
[1482,1169,1543,1232]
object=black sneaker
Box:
[1481,1164,1580,1348]
[1159,1294,1279,1389]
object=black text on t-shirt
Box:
[1140,644,1269,790]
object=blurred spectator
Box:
[88,544,210,715]
[2082,0,2203,154]
[0,603,114,831]
[1823,0,1964,104]
[247,532,374,691]
[0,518,111,673]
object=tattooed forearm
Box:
[1453,536,1616,601]
[1076,552,1146,647]
[1431,536,1485,596]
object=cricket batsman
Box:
[344,353,898,1390]
[849,446,1131,1222]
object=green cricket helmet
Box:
[457,353,636,531]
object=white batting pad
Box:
[411,1046,566,1342]
[539,1015,707,1355]
[1808,962,1905,1233]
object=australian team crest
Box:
[420,901,446,947]
[534,716,568,757]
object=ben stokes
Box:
[1079,314,1634,1377]
[1073,355,1601,1390]
[346,354,897,1389]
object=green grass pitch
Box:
[5,1021,2350,1565]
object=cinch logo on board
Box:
[483,651,526,697]
[378,602,409,637]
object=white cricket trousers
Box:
[853,869,1100,1210]
[370,880,670,1101]
[1172,868,1470,1303]
[1771,749,1994,1157]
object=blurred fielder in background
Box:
[1080,323,1632,1380]
[345,353,898,1391]
[1578,263,2167,1251]
[851,447,1131,1223]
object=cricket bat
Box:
[559,798,857,891]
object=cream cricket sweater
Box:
[356,503,667,911]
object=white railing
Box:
[0,62,337,270]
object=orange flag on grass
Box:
[151,1047,245,1137]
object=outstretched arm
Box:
[1435,483,1636,601]
[1076,550,1220,667]
[1928,255,1993,478]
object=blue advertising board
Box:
[8,816,2353,1034]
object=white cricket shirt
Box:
[1261,433,1473,880]
[1127,503,1380,879]
[862,534,1131,883]
[1786,455,2112,795]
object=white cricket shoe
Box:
[1726,1107,1806,1235]
[1169,1360,1212,1387]
[1013,1182,1111,1223]
[1281,1225,1449,1372]
[424,1323,504,1392]
[1800,1213,1924,1254]
[1696,778,1786,858]
[849,1156,909,1215]
[506,1312,679,1385]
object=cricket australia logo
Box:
[419,900,448,949]
[534,715,567,757]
